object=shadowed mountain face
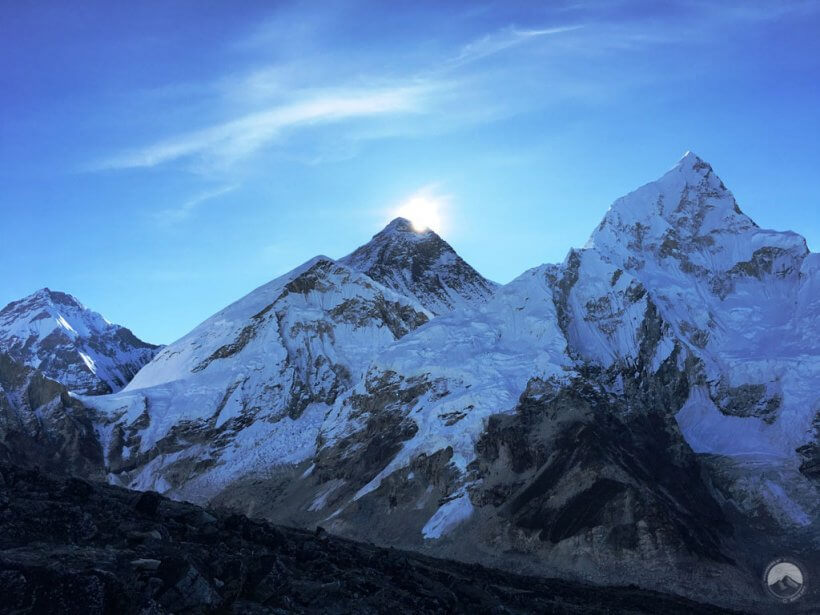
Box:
[1,154,818,612]
[0,352,104,479]
[0,463,742,615]
[471,372,731,564]
[0,289,159,395]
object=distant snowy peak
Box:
[0,288,160,395]
[340,217,497,315]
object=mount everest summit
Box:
[339,216,498,315]
[1,153,817,611]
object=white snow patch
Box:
[300,463,315,479]
[55,314,76,334]
[675,387,787,457]
[324,507,344,521]
[308,479,345,512]
[650,335,675,372]
[422,490,474,539]
[79,352,97,374]
[763,480,811,527]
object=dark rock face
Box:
[472,375,731,564]
[0,463,742,614]
[796,412,820,480]
[0,352,104,479]
[314,370,428,486]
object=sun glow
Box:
[394,190,446,232]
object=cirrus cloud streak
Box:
[96,86,429,170]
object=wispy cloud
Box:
[153,184,237,226]
[96,3,734,177]
[447,25,583,68]
[92,8,594,176]
[97,86,427,170]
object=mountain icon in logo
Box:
[764,559,807,603]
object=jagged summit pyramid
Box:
[589,151,764,253]
[340,217,497,315]
[554,151,817,455]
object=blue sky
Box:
[2,0,819,344]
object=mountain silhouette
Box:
[769,574,802,597]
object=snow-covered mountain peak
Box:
[0,289,159,394]
[677,149,709,169]
[340,218,497,315]
[558,154,816,463]
[85,252,436,495]
[6,288,88,323]
[0,288,112,345]
[355,217,443,250]
[125,254,430,393]
[30,287,84,309]
[586,152,794,267]
[667,149,727,194]
[380,216,428,236]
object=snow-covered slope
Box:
[0,289,160,394]
[340,217,498,315]
[312,263,573,536]
[86,256,430,495]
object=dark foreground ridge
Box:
[0,464,743,615]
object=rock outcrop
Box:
[0,352,103,479]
